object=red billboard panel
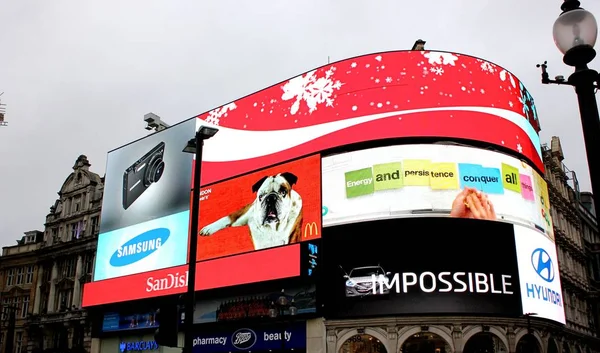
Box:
[195,155,321,261]
[82,244,301,307]
[195,51,542,186]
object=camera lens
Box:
[153,161,165,183]
[144,156,165,186]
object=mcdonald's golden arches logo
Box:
[304,222,320,238]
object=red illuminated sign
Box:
[195,51,543,186]
[82,244,300,307]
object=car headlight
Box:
[346,280,356,287]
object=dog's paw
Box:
[199,223,219,236]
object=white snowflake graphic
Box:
[508,101,514,107]
[480,62,496,74]
[431,67,444,75]
[204,102,237,125]
[281,68,344,115]
[375,78,380,83]
[423,52,459,66]
[375,55,382,62]
[385,77,393,83]
[351,62,357,68]
[499,69,517,89]
[517,143,523,153]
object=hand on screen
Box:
[450,187,497,220]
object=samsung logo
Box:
[109,228,170,267]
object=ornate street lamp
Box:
[181,126,219,353]
[538,0,600,215]
[269,289,297,352]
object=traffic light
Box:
[154,304,179,347]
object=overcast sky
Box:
[0,0,598,247]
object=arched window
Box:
[401,332,452,353]
[340,334,387,353]
[516,334,540,353]
[463,332,507,353]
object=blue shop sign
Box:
[119,341,159,352]
[192,323,306,353]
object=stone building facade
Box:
[0,155,103,353]
[0,231,44,353]
[543,137,598,336]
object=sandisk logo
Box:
[146,271,188,292]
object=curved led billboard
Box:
[322,143,553,238]
[83,50,545,307]
[321,217,565,324]
[195,50,542,186]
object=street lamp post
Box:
[523,313,538,353]
[2,305,16,353]
[537,0,600,214]
[182,126,219,353]
[268,289,298,352]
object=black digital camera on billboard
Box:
[122,142,166,210]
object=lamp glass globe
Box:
[553,8,598,54]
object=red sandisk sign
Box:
[82,244,300,307]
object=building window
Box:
[15,331,23,353]
[73,195,81,213]
[15,267,24,285]
[2,298,10,320]
[20,296,29,318]
[83,254,94,275]
[25,266,34,284]
[11,297,20,319]
[39,292,48,314]
[60,258,76,278]
[90,216,99,234]
[42,266,52,283]
[6,268,14,286]
[57,289,73,311]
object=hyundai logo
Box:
[531,248,555,283]
[231,328,257,350]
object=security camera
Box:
[144,112,159,124]
[143,112,170,133]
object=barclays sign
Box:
[119,341,159,352]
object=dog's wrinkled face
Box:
[251,172,298,228]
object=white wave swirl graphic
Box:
[197,107,541,163]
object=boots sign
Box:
[192,323,306,353]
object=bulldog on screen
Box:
[199,172,303,250]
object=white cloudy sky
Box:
[0,0,598,247]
